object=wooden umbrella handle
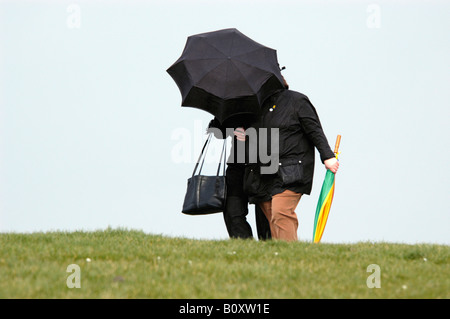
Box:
[334,135,341,154]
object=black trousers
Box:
[224,164,271,240]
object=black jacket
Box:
[247,89,335,202]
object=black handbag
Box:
[182,133,227,215]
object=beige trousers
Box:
[259,190,302,242]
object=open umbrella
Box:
[166,28,285,123]
[313,135,341,243]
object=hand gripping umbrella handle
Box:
[334,135,341,155]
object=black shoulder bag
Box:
[182,133,227,215]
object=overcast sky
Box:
[1,0,449,244]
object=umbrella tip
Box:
[280,66,286,71]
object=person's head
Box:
[223,112,258,129]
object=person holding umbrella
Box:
[207,114,271,240]
[167,29,288,240]
[248,76,339,242]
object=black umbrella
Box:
[167,28,285,123]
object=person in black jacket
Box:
[247,77,339,241]
[207,115,271,240]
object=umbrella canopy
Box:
[313,135,341,243]
[166,28,285,123]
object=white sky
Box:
[1,0,449,244]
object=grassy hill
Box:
[0,228,448,299]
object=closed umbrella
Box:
[313,135,341,243]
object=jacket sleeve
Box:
[296,98,335,163]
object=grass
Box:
[0,228,448,298]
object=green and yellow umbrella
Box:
[313,135,341,243]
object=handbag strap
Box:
[192,133,227,177]
[192,133,212,177]
[216,137,226,176]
